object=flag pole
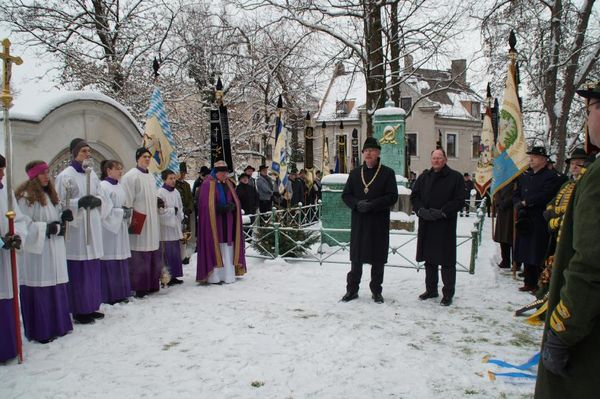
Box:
[1,38,24,363]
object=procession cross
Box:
[1,38,23,109]
[1,37,24,364]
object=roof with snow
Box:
[1,90,142,132]
[316,63,483,123]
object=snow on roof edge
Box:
[2,90,143,133]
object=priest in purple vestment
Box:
[196,161,246,284]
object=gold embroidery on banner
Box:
[557,301,571,319]
[208,179,223,267]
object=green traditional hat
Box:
[526,146,548,157]
[362,137,381,151]
[565,147,588,163]
[576,81,600,100]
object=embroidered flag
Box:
[271,112,288,194]
[143,88,179,186]
[322,132,331,176]
[475,103,495,197]
[491,60,528,195]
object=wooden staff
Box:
[1,38,24,363]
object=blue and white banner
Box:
[271,113,288,194]
[143,88,179,186]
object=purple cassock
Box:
[196,174,246,282]
[163,241,183,278]
[20,285,72,342]
[0,298,17,362]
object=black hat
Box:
[179,162,188,173]
[199,165,210,176]
[576,81,600,100]
[463,172,470,177]
[526,146,548,156]
[0,154,5,168]
[244,165,255,172]
[259,164,268,171]
[289,166,298,174]
[136,147,152,161]
[238,173,249,181]
[565,147,588,163]
[362,137,381,151]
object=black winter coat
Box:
[236,182,258,216]
[410,165,464,265]
[512,167,561,265]
[493,183,515,244]
[342,162,398,264]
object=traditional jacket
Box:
[98,180,131,260]
[342,160,398,264]
[55,163,107,260]
[18,194,68,287]
[196,175,246,281]
[175,179,193,216]
[410,165,464,265]
[535,158,600,398]
[493,183,515,244]
[157,185,184,241]
[121,167,160,252]
[0,188,28,299]
[513,167,562,265]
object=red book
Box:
[129,210,146,235]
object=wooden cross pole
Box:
[1,38,24,363]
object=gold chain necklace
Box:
[361,162,382,193]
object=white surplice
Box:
[98,180,131,260]
[121,168,160,252]
[0,188,28,300]
[157,187,184,242]
[17,194,69,287]
[55,165,107,260]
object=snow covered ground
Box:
[0,217,541,399]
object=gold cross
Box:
[1,38,24,109]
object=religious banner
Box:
[351,128,359,170]
[321,122,330,176]
[491,33,528,196]
[475,92,495,197]
[143,88,179,187]
[219,104,234,173]
[304,112,315,190]
[271,96,288,194]
[209,109,223,168]
[337,134,347,173]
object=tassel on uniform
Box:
[526,301,548,326]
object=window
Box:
[472,135,481,158]
[336,100,354,116]
[401,97,412,112]
[471,102,480,118]
[265,144,273,160]
[446,133,457,158]
[407,133,418,156]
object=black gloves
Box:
[417,208,434,221]
[61,209,74,222]
[184,208,192,216]
[122,207,132,219]
[2,233,22,250]
[157,197,165,209]
[46,221,61,238]
[418,208,446,221]
[174,207,179,215]
[542,330,569,377]
[356,200,372,213]
[78,195,101,210]
[429,209,446,220]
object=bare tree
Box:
[230,0,468,136]
[1,0,183,120]
[477,0,600,164]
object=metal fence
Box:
[243,198,487,274]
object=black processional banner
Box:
[219,105,234,173]
[304,126,314,169]
[351,129,359,170]
[337,134,347,173]
[209,109,223,168]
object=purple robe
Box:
[0,298,17,362]
[196,176,246,282]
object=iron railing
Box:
[243,198,487,274]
